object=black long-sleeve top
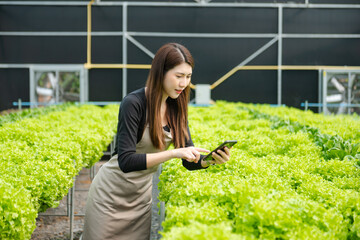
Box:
[113,87,206,173]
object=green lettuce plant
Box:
[0,104,118,239]
[159,102,360,240]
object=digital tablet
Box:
[203,140,237,161]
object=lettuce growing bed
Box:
[159,102,360,240]
[0,104,118,240]
[1,101,359,239]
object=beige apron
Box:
[82,125,172,240]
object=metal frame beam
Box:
[210,37,278,90]
[1,1,360,104]
[1,1,360,8]
[1,32,360,39]
[126,35,155,59]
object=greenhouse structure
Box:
[0,0,359,239]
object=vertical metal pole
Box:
[318,70,322,113]
[90,166,94,181]
[323,71,327,114]
[80,68,84,103]
[70,184,75,240]
[29,67,35,108]
[90,166,93,180]
[87,0,93,66]
[18,99,22,110]
[67,191,71,217]
[160,201,165,231]
[84,68,89,102]
[348,72,351,115]
[69,160,76,240]
[277,6,283,106]
[55,71,59,104]
[122,3,128,99]
[304,100,308,111]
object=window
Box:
[30,65,87,107]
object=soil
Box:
[30,160,163,240]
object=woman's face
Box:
[162,62,192,100]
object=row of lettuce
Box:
[0,104,118,240]
[0,104,72,127]
[159,101,360,240]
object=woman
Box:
[82,43,231,240]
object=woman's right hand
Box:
[171,147,209,163]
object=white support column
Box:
[195,84,211,105]
[318,70,322,113]
[81,67,89,103]
[122,3,128,98]
[29,66,35,108]
[322,71,327,114]
[348,72,352,115]
[277,6,283,106]
[55,71,59,103]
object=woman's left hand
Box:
[204,147,231,166]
